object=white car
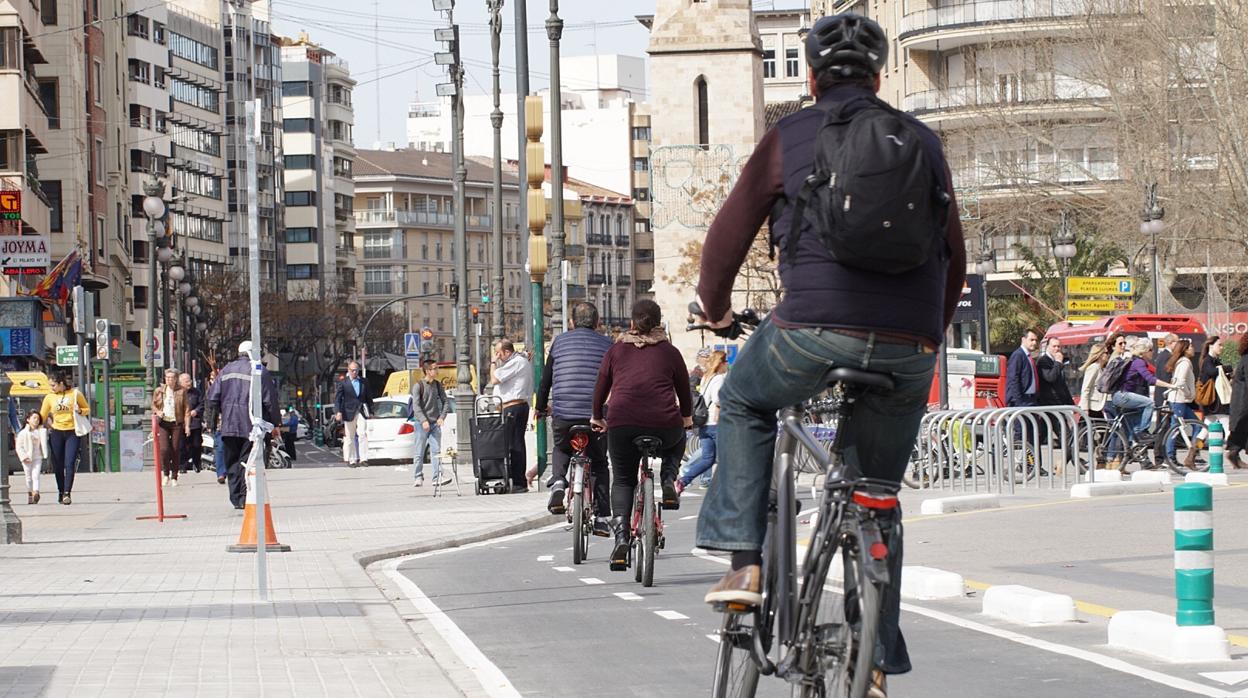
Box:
[365,396,457,465]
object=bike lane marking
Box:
[655,610,689,620]
[691,548,1243,698]
[580,577,605,585]
[614,592,643,601]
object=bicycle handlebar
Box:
[685,302,761,339]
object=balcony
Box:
[904,75,1109,125]
[587,273,607,286]
[586,233,610,246]
[899,0,1138,51]
[614,236,630,247]
[564,243,585,259]
[615,275,632,287]
[353,209,493,231]
[953,159,1121,192]
[335,206,350,222]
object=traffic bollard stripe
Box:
[1174,550,1215,570]
[1173,511,1214,531]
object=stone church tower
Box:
[646,0,765,359]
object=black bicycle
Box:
[688,306,900,698]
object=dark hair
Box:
[571,302,599,330]
[25,409,41,425]
[1166,339,1191,375]
[1238,333,1248,357]
[631,299,662,335]
[49,369,72,387]
[496,338,514,353]
[1200,335,1222,372]
[815,71,875,95]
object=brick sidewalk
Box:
[0,458,555,698]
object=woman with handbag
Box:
[39,370,91,505]
[152,368,190,487]
[1197,336,1231,450]
[1226,334,1248,469]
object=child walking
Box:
[15,410,48,504]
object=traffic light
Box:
[481,283,489,304]
[109,323,122,356]
[444,282,458,300]
[471,306,480,324]
[94,318,109,361]
[420,327,435,359]
[296,388,304,398]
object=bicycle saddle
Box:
[632,435,664,453]
[826,367,895,392]
[569,424,594,436]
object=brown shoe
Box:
[704,564,762,608]
[1183,447,1199,471]
[867,669,887,698]
[27,493,32,505]
[32,492,39,504]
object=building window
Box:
[364,268,392,295]
[0,28,19,69]
[127,14,149,39]
[127,58,150,84]
[129,104,150,129]
[785,47,800,78]
[94,139,105,184]
[39,0,57,25]
[332,156,353,177]
[763,48,776,79]
[363,232,393,259]
[631,126,650,141]
[286,227,316,243]
[171,168,221,199]
[282,81,312,97]
[129,148,166,174]
[435,240,443,261]
[287,264,316,280]
[632,157,649,172]
[170,77,219,112]
[283,154,315,170]
[170,124,220,156]
[328,84,352,105]
[134,286,148,310]
[172,213,223,242]
[37,79,58,128]
[284,191,315,206]
[632,188,650,202]
[93,61,103,105]
[153,22,165,45]
[169,32,219,69]
[695,76,709,148]
[44,180,62,231]
[283,118,314,133]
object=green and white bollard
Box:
[1206,420,1224,474]
[1174,482,1214,626]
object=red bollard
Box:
[137,414,187,522]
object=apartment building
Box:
[222,0,283,293]
[756,7,813,104]
[279,32,357,302]
[352,149,524,359]
[628,103,654,298]
[571,178,636,329]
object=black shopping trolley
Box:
[470,395,511,495]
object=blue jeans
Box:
[412,423,443,479]
[1111,391,1153,440]
[214,432,227,479]
[49,428,81,495]
[1166,402,1200,459]
[679,425,718,487]
[696,318,936,675]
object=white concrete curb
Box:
[1092,469,1123,482]
[1131,470,1173,485]
[982,585,1077,625]
[900,566,965,600]
[919,493,1000,515]
[1070,481,1164,498]
[1108,610,1231,662]
[1185,472,1230,486]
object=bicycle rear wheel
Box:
[711,612,760,698]
[571,491,586,565]
[800,536,882,698]
[641,482,656,587]
[1165,420,1209,475]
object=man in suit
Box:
[334,361,372,467]
[1152,333,1178,413]
[1006,329,1041,407]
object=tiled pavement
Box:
[0,451,554,697]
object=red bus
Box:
[1043,314,1209,397]
[929,350,1007,409]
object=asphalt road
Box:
[395,489,1236,697]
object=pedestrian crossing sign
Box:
[404,332,421,358]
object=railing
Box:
[615,275,632,287]
[586,234,610,246]
[904,75,1109,113]
[614,235,630,247]
[901,0,1138,35]
[353,209,493,229]
[952,160,1120,189]
[587,273,607,285]
[910,406,1094,493]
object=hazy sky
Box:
[268,0,807,148]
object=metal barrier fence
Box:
[910,406,1096,493]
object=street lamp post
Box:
[546,0,566,339]
[1141,183,1165,313]
[976,237,996,354]
[435,0,474,467]
[1052,210,1077,320]
[142,173,167,388]
[514,0,531,349]
[488,0,505,344]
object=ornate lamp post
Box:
[976,236,996,353]
[1141,183,1165,312]
[1052,211,1077,318]
[142,172,167,387]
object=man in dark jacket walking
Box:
[1006,329,1041,408]
[535,302,613,532]
[180,372,203,473]
[205,341,280,509]
[334,361,372,467]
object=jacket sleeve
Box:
[674,347,693,418]
[535,350,554,413]
[591,348,614,421]
[493,355,527,383]
[1005,351,1023,405]
[1039,355,1064,383]
[263,373,280,426]
[940,166,967,330]
[410,383,429,423]
[333,381,345,415]
[440,383,452,419]
[1080,365,1099,407]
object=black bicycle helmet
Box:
[805,13,888,79]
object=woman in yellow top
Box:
[39,370,90,505]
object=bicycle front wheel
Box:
[801,537,882,698]
[711,612,760,698]
[641,482,656,587]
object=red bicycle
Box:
[565,425,598,565]
[628,435,666,587]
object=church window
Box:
[695,76,709,149]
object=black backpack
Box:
[785,96,949,273]
[1096,356,1131,394]
[692,392,710,428]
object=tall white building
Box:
[279,32,357,302]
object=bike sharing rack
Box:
[913,406,1100,506]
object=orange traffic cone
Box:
[226,457,291,553]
